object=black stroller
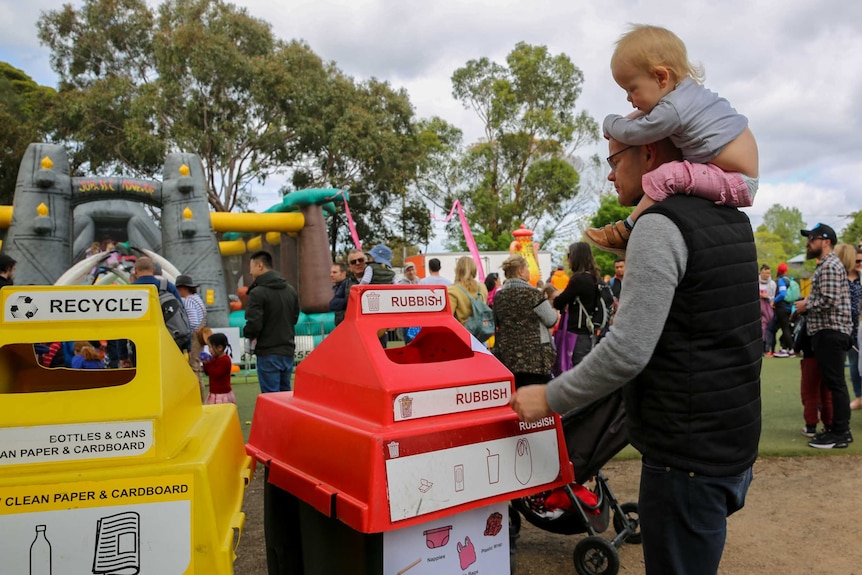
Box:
[511,388,640,575]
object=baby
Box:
[586,24,759,253]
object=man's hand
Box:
[509,384,553,422]
[795,298,808,313]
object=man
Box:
[759,264,777,355]
[244,250,299,393]
[419,257,451,285]
[176,274,208,400]
[795,223,853,448]
[329,261,349,326]
[0,254,16,287]
[511,131,761,575]
[398,261,420,285]
[609,258,625,300]
[133,257,190,353]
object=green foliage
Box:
[754,229,791,271]
[0,63,56,204]
[757,204,806,258]
[37,0,426,248]
[840,211,862,246]
[422,42,599,251]
[588,194,634,276]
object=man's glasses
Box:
[856,259,862,264]
[606,145,635,171]
[806,237,822,244]
[349,258,365,265]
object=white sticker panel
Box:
[393,382,512,421]
[0,421,155,466]
[0,475,193,573]
[360,288,448,314]
[3,289,150,323]
[383,502,509,575]
[386,429,560,521]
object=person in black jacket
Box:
[244,250,299,393]
[0,254,15,288]
[329,261,349,326]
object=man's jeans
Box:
[639,459,753,575]
[256,354,295,393]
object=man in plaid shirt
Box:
[796,223,853,448]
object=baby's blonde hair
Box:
[611,24,704,84]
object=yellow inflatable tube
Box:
[209,212,304,233]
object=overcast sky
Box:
[2,0,861,242]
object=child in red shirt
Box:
[202,332,236,405]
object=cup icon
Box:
[387,441,400,458]
[487,451,500,484]
[399,396,413,419]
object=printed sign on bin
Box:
[2,289,150,323]
[360,288,447,314]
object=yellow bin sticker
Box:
[1,474,193,573]
[0,421,155,466]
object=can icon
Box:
[399,396,413,419]
[367,292,381,312]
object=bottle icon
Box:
[30,524,52,575]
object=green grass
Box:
[230,356,861,457]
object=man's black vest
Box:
[625,196,762,476]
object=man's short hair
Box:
[0,254,16,273]
[615,258,625,264]
[250,250,273,269]
[134,257,155,274]
[428,258,442,272]
[334,261,348,273]
[759,264,770,272]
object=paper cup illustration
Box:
[399,395,413,418]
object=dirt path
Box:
[236,455,862,574]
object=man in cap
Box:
[796,223,853,448]
[176,274,208,400]
[398,261,420,285]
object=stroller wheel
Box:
[612,502,641,544]
[573,536,620,575]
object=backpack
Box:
[575,282,615,340]
[368,262,396,285]
[784,277,801,303]
[455,285,495,343]
[158,278,192,351]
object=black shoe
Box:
[801,425,817,438]
[808,430,853,449]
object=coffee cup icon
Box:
[399,396,413,419]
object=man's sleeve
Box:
[546,213,688,414]
[603,100,683,145]
[243,293,262,340]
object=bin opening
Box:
[0,341,137,394]
[384,326,473,364]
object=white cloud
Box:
[1,0,860,237]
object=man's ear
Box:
[654,66,671,89]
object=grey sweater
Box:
[546,213,688,413]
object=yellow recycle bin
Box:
[0,285,253,574]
